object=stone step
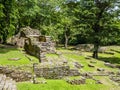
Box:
[0,74,17,90]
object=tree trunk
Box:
[64,27,68,49]
[2,34,7,44]
[93,43,99,59]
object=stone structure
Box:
[75,44,94,52]
[0,74,17,90]
[8,26,56,62]
[73,62,84,69]
[109,72,120,85]
[65,77,86,85]
[88,64,95,67]
[24,35,55,62]
[75,44,108,53]
[0,66,32,82]
[104,62,116,68]
[8,26,40,48]
[34,63,80,79]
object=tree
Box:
[0,3,4,43]
[58,1,80,48]
[16,0,40,31]
[79,0,120,58]
[0,0,18,43]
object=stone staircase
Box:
[0,74,17,90]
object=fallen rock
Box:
[0,74,17,90]
[82,72,93,79]
[74,62,84,69]
[88,64,95,67]
[90,61,97,63]
[97,68,105,71]
[104,62,116,68]
[65,77,86,85]
[8,58,21,61]
[96,80,103,84]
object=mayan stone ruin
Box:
[0,74,17,90]
[33,62,80,79]
[8,26,56,62]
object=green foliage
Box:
[17,79,120,90]
[0,0,19,43]
[0,0,120,49]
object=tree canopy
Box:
[0,0,120,58]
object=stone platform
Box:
[0,74,17,90]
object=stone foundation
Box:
[34,63,80,79]
[8,26,56,62]
[0,66,32,82]
[65,77,86,85]
[0,74,17,90]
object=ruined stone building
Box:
[8,26,56,62]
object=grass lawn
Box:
[0,45,38,66]
[0,45,120,90]
[17,79,120,90]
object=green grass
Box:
[1,45,120,90]
[0,46,38,66]
[17,80,120,90]
[62,53,118,72]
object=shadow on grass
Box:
[98,56,120,64]
[110,49,120,53]
[0,44,18,54]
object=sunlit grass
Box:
[0,47,39,66]
[1,45,120,90]
[17,79,120,90]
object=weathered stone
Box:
[0,66,32,82]
[97,68,105,71]
[88,64,95,67]
[90,61,97,63]
[75,44,94,52]
[96,80,103,84]
[0,74,17,90]
[8,58,21,61]
[65,77,86,85]
[104,62,116,68]
[82,73,93,79]
[109,75,120,85]
[34,63,80,79]
[98,47,107,53]
[69,69,80,76]
[74,62,84,69]
[8,26,56,62]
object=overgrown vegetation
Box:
[0,0,120,90]
[0,45,120,90]
[0,0,120,58]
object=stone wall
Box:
[0,66,32,82]
[24,36,56,62]
[7,26,41,48]
[109,72,120,85]
[65,77,86,85]
[34,63,80,79]
[75,44,108,53]
[75,44,94,51]
[8,26,56,62]
[0,74,17,90]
